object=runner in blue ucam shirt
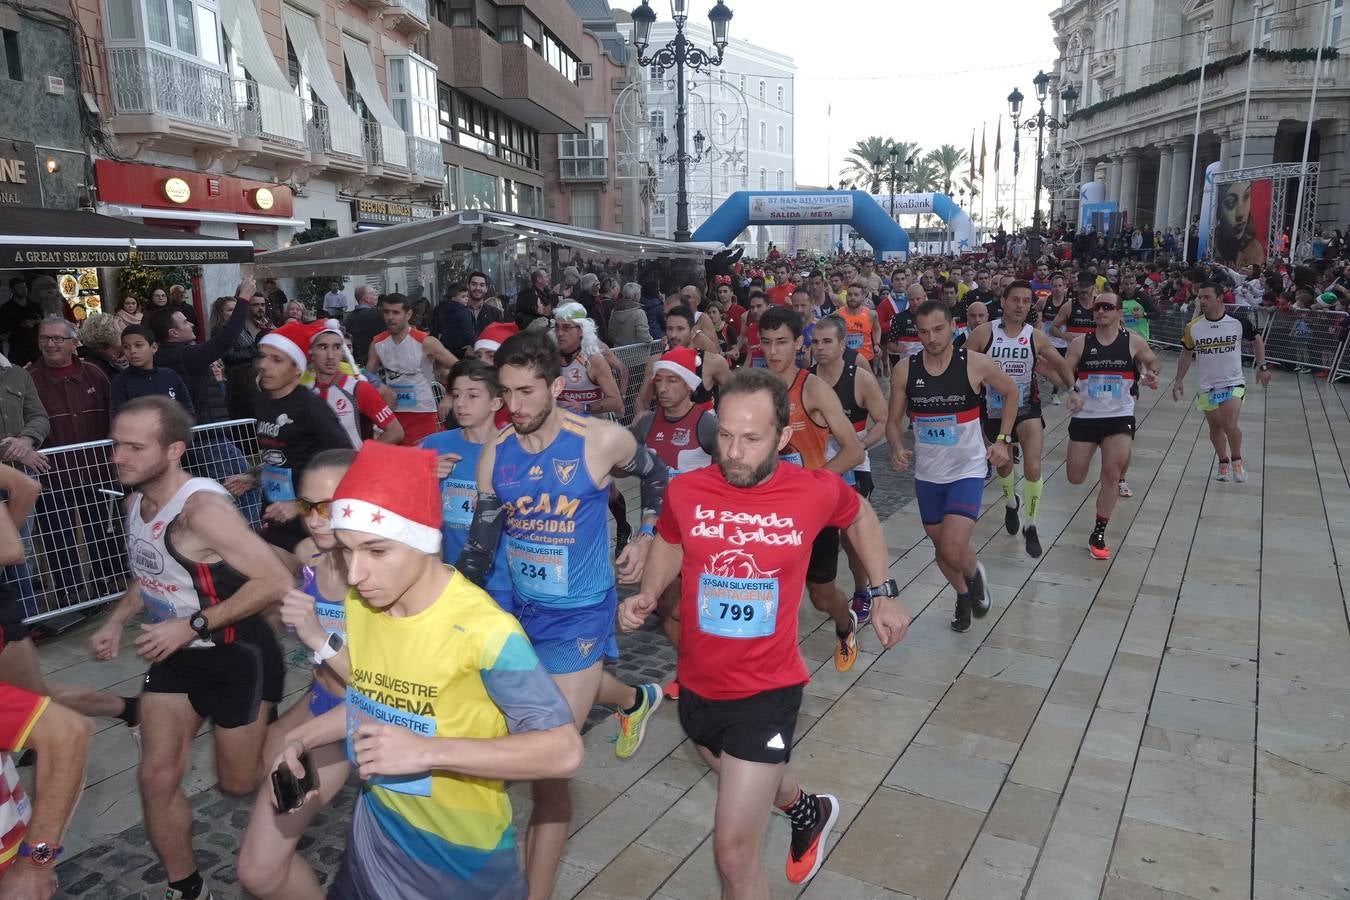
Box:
[420,360,513,611]
[455,329,671,898]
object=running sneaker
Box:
[1004,497,1021,535]
[1089,525,1111,560]
[1023,525,1042,558]
[950,594,972,633]
[833,611,859,672]
[850,589,873,628]
[662,680,680,700]
[1215,460,1230,482]
[614,683,662,760]
[966,562,992,618]
[1117,479,1133,498]
[165,889,214,900]
[785,793,839,885]
[1233,459,1248,483]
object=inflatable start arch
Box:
[692,191,978,258]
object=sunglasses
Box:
[1093,302,1119,311]
[297,498,335,518]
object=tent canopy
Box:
[254,210,722,278]
[0,206,255,268]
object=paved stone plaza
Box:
[32,352,1350,899]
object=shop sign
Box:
[0,139,41,208]
[251,187,275,210]
[353,197,437,226]
[163,177,192,204]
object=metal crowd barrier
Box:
[11,419,261,626]
[1261,307,1348,375]
[1148,303,1271,372]
[609,339,664,426]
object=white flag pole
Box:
[1183,27,1211,265]
[1238,0,1260,168]
[1290,0,1332,263]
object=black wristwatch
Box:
[866,579,899,599]
[189,612,212,640]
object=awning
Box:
[254,209,721,277]
[0,206,255,267]
[100,203,306,229]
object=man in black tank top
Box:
[1064,293,1160,561]
[809,319,889,626]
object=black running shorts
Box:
[678,684,803,765]
[1068,416,1136,445]
[144,626,284,728]
[806,526,841,585]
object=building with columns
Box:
[1050,0,1349,236]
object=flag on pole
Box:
[980,125,987,179]
[969,130,976,184]
[994,117,1002,175]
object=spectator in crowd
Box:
[146,276,253,424]
[322,280,349,318]
[110,324,195,417]
[608,282,653,347]
[116,294,142,328]
[283,300,308,324]
[513,287,554,333]
[0,278,42,366]
[435,282,478,359]
[147,288,169,312]
[27,277,74,326]
[25,316,121,602]
[577,272,603,325]
[555,266,578,301]
[344,285,384,365]
[466,270,502,334]
[263,278,289,325]
[167,284,198,328]
[76,314,126,383]
[639,272,666,339]
[0,349,49,615]
[214,295,268,421]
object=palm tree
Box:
[840,136,893,193]
[994,205,1011,228]
[959,175,980,200]
[909,157,941,193]
[925,144,969,195]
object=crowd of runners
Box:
[0,245,1281,900]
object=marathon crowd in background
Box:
[0,216,1343,900]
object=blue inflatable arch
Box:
[692,191,909,260]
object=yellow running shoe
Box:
[614,683,661,759]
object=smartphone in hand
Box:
[271,751,317,812]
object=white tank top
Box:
[559,354,603,408]
[986,321,1037,414]
[126,478,234,649]
[374,328,437,413]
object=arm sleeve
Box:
[630,411,654,445]
[478,624,575,734]
[0,683,49,751]
[354,379,397,429]
[182,292,251,375]
[696,410,718,455]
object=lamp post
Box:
[1008,70,1078,233]
[631,0,733,242]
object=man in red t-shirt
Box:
[0,676,92,897]
[766,262,796,306]
[619,368,910,895]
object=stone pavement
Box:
[35,353,1350,898]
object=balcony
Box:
[407,135,444,185]
[233,80,307,162]
[303,102,367,172]
[364,120,410,176]
[445,27,583,133]
[383,0,428,33]
[105,46,234,141]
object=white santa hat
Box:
[330,442,441,554]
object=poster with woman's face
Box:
[1214,178,1271,267]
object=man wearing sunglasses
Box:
[1064,293,1160,560]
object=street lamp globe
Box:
[1060,83,1079,116]
[1033,69,1050,103]
[670,0,688,24]
[630,0,656,52]
[708,0,733,50]
[1007,86,1024,120]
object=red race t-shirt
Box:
[0,683,45,873]
[656,463,860,700]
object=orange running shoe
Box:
[785,793,839,885]
[833,612,858,672]
[662,680,680,700]
[1089,524,1111,560]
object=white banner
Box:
[885,194,937,215]
[747,194,854,223]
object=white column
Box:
[1107,156,1123,203]
[1168,142,1193,230]
[1119,150,1140,223]
[1154,146,1174,229]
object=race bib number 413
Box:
[696,573,777,639]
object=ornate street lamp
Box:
[1008,71,1078,232]
[631,0,733,241]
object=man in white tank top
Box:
[88,396,294,900]
[367,292,458,446]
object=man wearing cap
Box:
[231,320,354,555]
[268,441,581,900]
[553,302,621,417]
[630,346,718,696]
[308,320,404,447]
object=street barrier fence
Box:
[1148,303,1349,377]
[12,419,261,626]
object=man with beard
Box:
[90,396,292,900]
[635,305,730,411]
[618,368,910,895]
[455,330,669,897]
[837,280,882,373]
[466,270,502,334]
[368,293,458,445]
[886,301,1017,633]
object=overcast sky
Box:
[709,0,1062,215]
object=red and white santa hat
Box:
[652,346,701,390]
[330,441,441,554]
[260,320,326,372]
[310,318,343,342]
[475,321,519,353]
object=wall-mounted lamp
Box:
[44,157,59,174]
